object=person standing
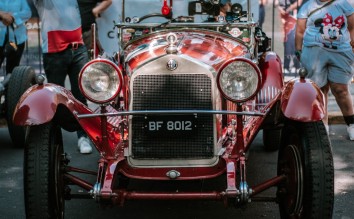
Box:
[0,0,31,75]
[32,0,93,153]
[259,0,268,29]
[295,0,354,140]
[276,0,302,73]
[77,0,112,57]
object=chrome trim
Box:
[126,158,220,168]
[76,109,265,119]
[166,59,178,70]
[256,86,281,104]
[128,54,218,167]
[115,21,258,29]
[166,170,180,179]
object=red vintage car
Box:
[14,0,333,218]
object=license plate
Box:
[144,115,197,136]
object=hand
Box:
[92,7,101,18]
[0,12,14,26]
[278,7,287,16]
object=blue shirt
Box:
[298,0,354,51]
[0,0,31,46]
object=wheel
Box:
[24,122,65,219]
[263,128,281,151]
[6,66,36,147]
[277,120,334,218]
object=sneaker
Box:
[348,124,354,141]
[78,137,93,154]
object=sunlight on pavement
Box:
[0,167,22,189]
[333,154,354,195]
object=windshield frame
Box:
[120,0,254,24]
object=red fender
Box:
[13,84,120,156]
[13,83,91,126]
[281,78,325,122]
[258,51,284,89]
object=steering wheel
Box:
[136,13,169,23]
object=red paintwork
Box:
[258,51,284,89]
[117,159,226,180]
[15,22,327,205]
[223,51,284,151]
[13,84,121,157]
[124,30,247,72]
[161,0,171,16]
[13,84,90,126]
[281,78,325,122]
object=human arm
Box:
[274,0,286,15]
[347,13,354,49]
[260,0,268,5]
[92,0,112,18]
[295,18,306,59]
[285,0,303,14]
[11,0,32,26]
[0,11,14,26]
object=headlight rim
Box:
[216,57,261,103]
[79,58,123,104]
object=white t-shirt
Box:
[298,0,354,51]
[33,0,84,53]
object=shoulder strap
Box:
[308,0,335,18]
[6,24,17,44]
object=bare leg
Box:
[321,83,330,125]
[329,82,354,117]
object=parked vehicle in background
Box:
[0,66,35,147]
[14,0,334,218]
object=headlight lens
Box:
[217,58,261,102]
[79,59,123,104]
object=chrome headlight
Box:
[79,59,123,104]
[217,58,261,102]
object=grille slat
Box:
[131,74,214,159]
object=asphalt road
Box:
[0,124,354,219]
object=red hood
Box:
[124,30,248,72]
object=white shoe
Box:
[347,124,354,141]
[78,137,93,154]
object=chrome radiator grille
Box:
[131,74,214,159]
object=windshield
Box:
[121,0,258,23]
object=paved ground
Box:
[1,124,353,218]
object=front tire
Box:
[24,122,65,219]
[6,66,36,147]
[277,121,334,218]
